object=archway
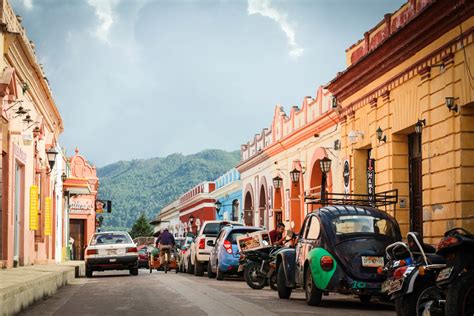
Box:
[273,187,283,229]
[243,184,254,226]
[308,148,333,212]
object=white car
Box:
[84,231,139,277]
[189,221,243,276]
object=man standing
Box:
[269,222,286,246]
[156,228,175,264]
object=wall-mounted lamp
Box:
[289,168,300,183]
[215,200,222,212]
[331,96,338,109]
[22,82,29,94]
[14,106,29,117]
[348,130,364,143]
[272,175,283,189]
[61,172,67,182]
[376,127,387,143]
[46,147,58,173]
[445,97,457,112]
[415,119,426,134]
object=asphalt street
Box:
[20,269,396,316]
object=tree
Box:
[129,213,153,239]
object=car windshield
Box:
[203,222,242,236]
[227,229,260,244]
[90,233,132,245]
[332,215,396,237]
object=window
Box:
[203,222,243,236]
[227,229,260,244]
[332,215,396,238]
[90,233,132,245]
[306,216,320,240]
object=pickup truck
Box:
[189,220,243,276]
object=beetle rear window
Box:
[332,215,396,237]
[227,229,260,243]
[90,233,132,245]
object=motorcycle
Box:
[240,246,280,290]
[381,232,446,316]
[436,228,474,316]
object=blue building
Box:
[212,169,242,222]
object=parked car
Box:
[178,236,194,272]
[189,220,243,276]
[208,226,262,280]
[276,205,402,306]
[137,245,150,268]
[84,231,139,278]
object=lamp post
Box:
[319,157,332,205]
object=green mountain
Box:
[97,149,240,229]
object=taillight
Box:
[437,236,460,251]
[199,238,205,249]
[126,247,137,253]
[393,266,408,280]
[86,249,98,255]
[223,240,232,254]
[320,255,334,271]
[181,249,187,254]
[377,267,384,275]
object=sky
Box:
[11,0,405,167]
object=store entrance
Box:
[409,133,423,235]
[70,219,85,260]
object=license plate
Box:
[437,267,453,282]
[362,256,384,267]
[107,249,117,255]
[382,278,404,294]
[238,264,244,272]
[109,258,117,262]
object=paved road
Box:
[20,269,395,316]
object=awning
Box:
[63,177,92,195]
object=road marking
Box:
[156,274,277,316]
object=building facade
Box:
[212,168,242,222]
[327,0,474,243]
[151,200,180,237]
[237,87,342,232]
[0,0,64,268]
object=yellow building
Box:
[327,0,473,243]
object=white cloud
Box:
[248,0,303,59]
[18,0,33,10]
[87,0,120,44]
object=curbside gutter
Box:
[0,261,85,316]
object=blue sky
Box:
[11,0,405,167]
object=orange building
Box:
[327,0,473,243]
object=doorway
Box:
[259,185,266,228]
[244,191,254,226]
[408,133,423,235]
[13,163,23,267]
[70,219,85,260]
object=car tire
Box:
[208,261,216,278]
[269,272,278,291]
[305,267,322,306]
[86,267,93,278]
[216,263,224,281]
[277,264,292,299]
[130,268,139,276]
[195,261,205,276]
[188,257,194,275]
[395,282,433,316]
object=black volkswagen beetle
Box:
[276,204,402,306]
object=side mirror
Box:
[206,240,215,247]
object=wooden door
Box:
[70,219,85,260]
[409,133,423,235]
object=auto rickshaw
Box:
[148,246,179,273]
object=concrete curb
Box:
[0,262,85,316]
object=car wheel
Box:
[216,263,224,281]
[277,264,292,299]
[195,261,205,276]
[305,267,322,306]
[188,257,194,275]
[130,268,139,276]
[86,267,93,278]
[208,261,216,278]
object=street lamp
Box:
[289,168,300,183]
[215,200,222,212]
[46,147,59,173]
[376,127,387,143]
[319,157,332,205]
[61,172,67,182]
[272,175,283,189]
[415,119,426,134]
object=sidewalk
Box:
[0,261,85,316]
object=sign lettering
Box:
[29,185,38,230]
